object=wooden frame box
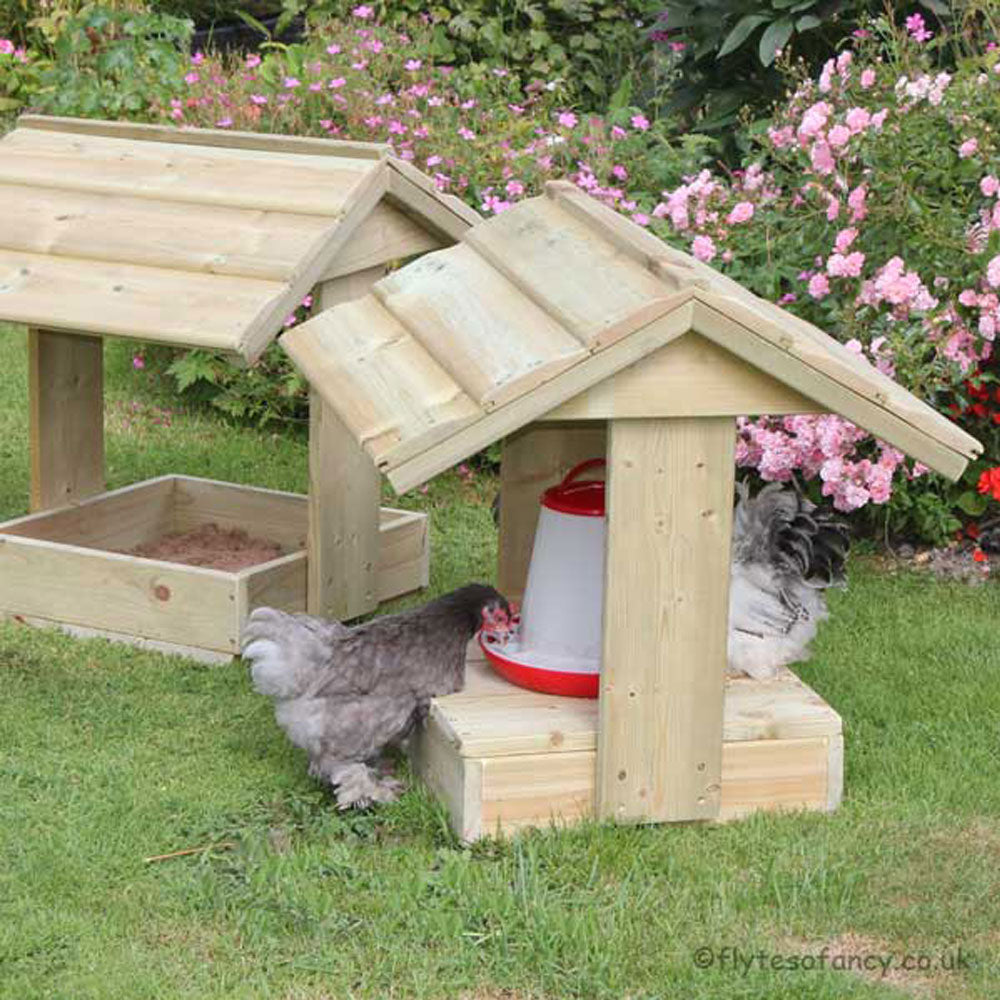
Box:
[0,475,429,660]
[413,648,843,841]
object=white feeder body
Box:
[519,503,606,671]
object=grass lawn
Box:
[1,326,998,999]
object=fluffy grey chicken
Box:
[242,583,511,809]
[728,482,849,680]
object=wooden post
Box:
[497,422,607,605]
[307,267,384,620]
[596,416,736,823]
[28,329,104,512]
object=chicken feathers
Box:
[242,583,511,809]
[728,482,849,679]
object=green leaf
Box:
[956,491,989,516]
[717,14,769,59]
[233,9,272,40]
[758,16,794,66]
[795,14,821,31]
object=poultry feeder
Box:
[481,459,606,698]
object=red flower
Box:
[967,522,981,539]
[973,548,988,563]
[972,403,988,418]
[978,467,1000,501]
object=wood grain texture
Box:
[308,388,381,621]
[17,114,389,159]
[463,196,674,348]
[29,329,104,512]
[597,417,736,823]
[384,301,695,492]
[282,294,480,465]
[319,201,444,281]
[0,127,370,215]
[428,650,841,759]
[414,653,843,839]
[374,244,587,409]
[1,183,331,281]
[6,252,281,351]
[543,333,822,420]
[497,423,607,604]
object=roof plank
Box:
[281,295,481,463]
[0,249,281,351]
[374,244,588,409]
[0,129,368,215]
[0,182,332,282]
[17,113,389,159]
[463,196,677,349]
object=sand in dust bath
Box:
[123,523,283,571]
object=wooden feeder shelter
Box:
[282,180,981,838]
[0,115,479,658]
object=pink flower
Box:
[870,109,889,130]
[0,39,14,55]
[834,227,858,253]
[505,179,525,196]
[326,43,341,55]
[828,124,851,148]
[727,201,755,224]
[845,107,871,133]
[981,175,999,197]
[808,273,831,298]
[827,251,865,278]
[283,77,301,89]
[810,142,835,174]
[798,101,832,139]
[132,354,145,371]
[457,127,476,140]
[405,59,422,71]
[630,113,650,131]
[216,117,233,128]
[959,138,979,159]
[184,71,199,84]
[329,77,346,89]
[860,68,876,89]
[847,185,868,222]
[826,197,840,222]
[691,235,716,262]
[906,13,933,43]
[988,256,1000,288]
[632,213,651,227]
[250,94,268,105]
[557,111,578,128]
[352,4,373,17]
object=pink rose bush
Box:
[640,19,1000,530]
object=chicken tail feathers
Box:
[241,607,347,700]
[733,481,848,588]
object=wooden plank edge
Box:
[15,114,390,160]
[382,297,696,493]
[692,295,975,480]
[239,165,390,362]
[385,166,478,242]
[0,613,235,662]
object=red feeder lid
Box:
[541,458,606,517]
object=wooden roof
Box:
[282,180,982,491]
[0,116,478,362]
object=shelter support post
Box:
[307,268,384,620]
[596,416,736,823]
[28,328,104,512]
[497,422,608,606]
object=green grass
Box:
[0,327,998,999]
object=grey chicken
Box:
[242,583,511,809]
[728,482,849,679]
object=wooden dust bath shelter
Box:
[0,115,481,658]
[281,180,981,838]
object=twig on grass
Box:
[144,842,237,864]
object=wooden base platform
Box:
[412,646,843,840]
[0,475,428,658]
